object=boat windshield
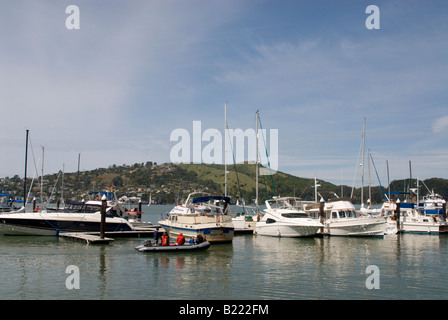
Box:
[281,212,309,218]
[268,197,303,210]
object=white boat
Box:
[422,192,446,215]
[0,200,135,236]
[158,193,234,243]
[382,200,448,234]
[255,197,323,237]
[319,198,387,237]
[400,204,448,234]
[232,199,260,233]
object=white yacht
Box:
[0,200,135,236]
[382,200,448,234]
[316,198,387,237]
[255,197,323,237]
[158,192,234,243]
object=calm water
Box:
[1,204,447,300]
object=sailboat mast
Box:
[23,129,29,206]
[224,101,227,197]
[41,146,45,207]
[255,109,259,207]
[361,118,366,206]
[61,163,65,206]
[368,148,371,207]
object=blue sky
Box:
[0,0,447,188]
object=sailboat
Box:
[228,107,261,232]
[147,192,152,207]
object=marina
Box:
[0,204,448,301]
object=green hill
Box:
[1,161,447,205]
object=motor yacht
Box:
[158,192,234,243]
[0,197,134,236]
[382,200,448,234]
[255,197,323,237]
[320,198,387,237]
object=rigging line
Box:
[369,152,388,201]
[47,170,62,207]
[225,122,244,208]
[351,132,364,198]
[257,112,276,197]
[26,134,41,204]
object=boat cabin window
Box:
[331,212,338,219]
[266,218,276,224]
[281,212,309,218]
[347,210,357,218]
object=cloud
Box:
[432,115,448,133]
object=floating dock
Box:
[59,225,252,244]
[58,227,162,244]
[59,232,114,244]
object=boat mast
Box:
[367,148,371,208]
[255,109,259,208]
[361,118,366,207]
[40,146,45,208]
[224,101,227,197]
[61,163,65,207]
[23,129,29,206]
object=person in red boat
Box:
[161,233,170,246]
[176,233,185,245]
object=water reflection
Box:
[0,222,448,300]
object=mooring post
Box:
[319,198,325,234]
[395,199,401,232]
[100,195,106,239]
[138,199,142,221]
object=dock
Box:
[58,226,163,244]
[59,232,115,244]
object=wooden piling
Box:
[100,195,106,239]
[319,198,325,234]
[395,199,401,232]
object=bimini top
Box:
[192,196,230,204]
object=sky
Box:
[0,0,447,188]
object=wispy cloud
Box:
[432,115,448,133]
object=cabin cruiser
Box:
[307,198,387,237]
[158,192,234,243]
[255,197,323,237]
[0,198,135,236]
[381,200,448,234]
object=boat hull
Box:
[399,221,448,234]
[135,241,211,252]
[159,223,234,243]
[255,223,321,237]
[324,218,387,237]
